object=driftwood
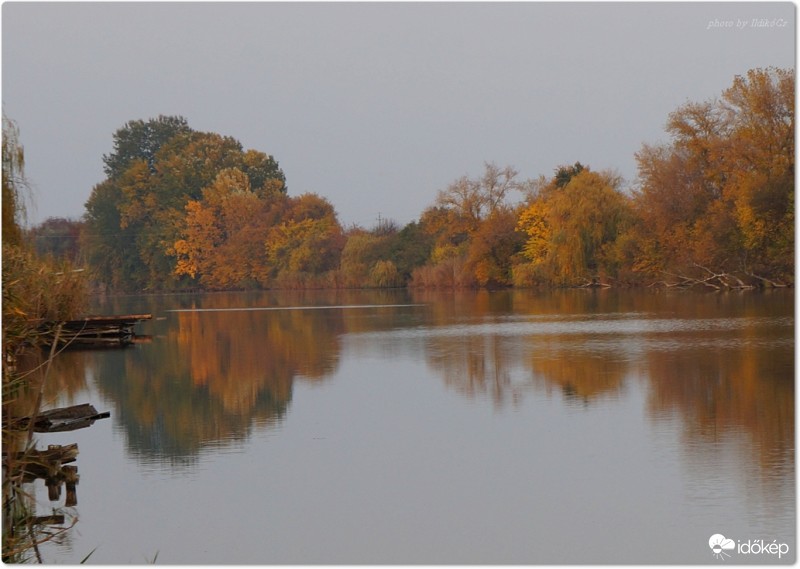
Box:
[577,276,612,288]
[658,264,758,290]
[5,403,110,433]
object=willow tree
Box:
[517,168,634,285]
[2,115,26,246]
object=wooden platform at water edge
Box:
[52,313,152,348]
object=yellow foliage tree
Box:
[264,193,344,280]
[517,168,633,285]
[517,200,551,268]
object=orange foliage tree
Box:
[412,162,528,287]
[173,168,281,289]
[633,67,793,285]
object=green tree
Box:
[102,115,191,179]
[85,116,192,290]
[339,230,387,286]
[553,161,585,189]
[83,179,143,289]
[385,221,434,282]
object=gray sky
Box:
[2,2,795,228]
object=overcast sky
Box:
[2,2,795,228]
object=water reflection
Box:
[45,289,793,483]
[27,288,794,563]
[363,290,794,466]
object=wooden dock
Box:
[54,313,152,348]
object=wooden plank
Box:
[5,404,110,432]
[16,443,80,463]
[64,314,152,326]
[44,413,110,433]
[30,515,66,526]
[38,403,98,421]
[67,313,152,322]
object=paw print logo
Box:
[709,534,735,560]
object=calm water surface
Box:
[29,289,793,564]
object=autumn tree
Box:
[83,117,287,290]
[264,193,344,286]
[465,208,526,287]
[435,161,522,230]
[721,67,793,281]
[414,162,528,287]
[517,167,634,285]
[173,168,274,289]
[2,116,87,364]
[633,67,793,285]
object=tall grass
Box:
[409,256,477,289]
[2,243,88,563]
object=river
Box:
[28,288,794,564]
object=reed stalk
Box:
[2,243,87,563]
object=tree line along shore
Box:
[8,67,794,297]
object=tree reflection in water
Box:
[39,289,793,487]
